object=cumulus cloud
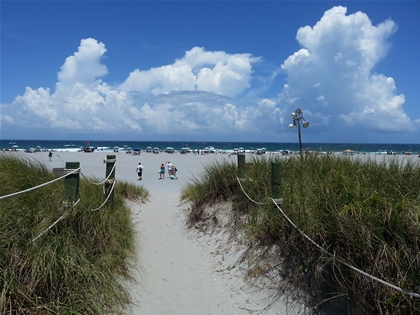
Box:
[120,46,258,98]
[1,38,277,140]
[1,6,417,142]
[279,6,415,134]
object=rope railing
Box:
[0,167,81,200]
[236,177,268,205]
[1,155,118,244]
[28,198,81,244]
[86,179,116,212]
[80,162,117,185]
[235,176,420,299]
[271,199,420,299]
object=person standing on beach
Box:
[136,163,144,180]
[172,165,178,179]
[159,163,165,179]
[166,161,172,178]
[48,150,53,162]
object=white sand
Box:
[11,150,419,314]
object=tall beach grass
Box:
[0,153,148,314]
[181,153,420,314]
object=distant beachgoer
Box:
[166,161,172,177]
[159,163,165,179]
[136,163,144,180]
[171,165,178,179]
[48,151,53,162]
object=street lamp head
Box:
[302,121,310,128]
[295,108,302,115]
[291,113,296,119]
[289,123,295,130]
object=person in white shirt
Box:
[136,162,144,180]
[166,161,172,178]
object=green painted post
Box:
[271,162,282,204]
[233,154,246,212]
[237,154,245,178]
[64,162,80,204]
[104,155,116,203]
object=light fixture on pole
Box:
[289,108,309,155]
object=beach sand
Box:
[10,150,419,314]
[16,150,303,315]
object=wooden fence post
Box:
[104,155,116,203]
[237,154,246,178]
[271,162,283,205]
[233,154,246,212]
[64,162,80,205]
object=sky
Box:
[1,1,419,143]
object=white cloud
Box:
[279,6,415,134]
[120,46,258,98]
[1,39,278,140]
[1,6,418,142]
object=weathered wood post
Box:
[64,162,80,205]
[237,153,246,179]
[104,155,116,203]
[233,154,246,212]
[271,162,283,206]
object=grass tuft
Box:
[0,153,147,314]
[181,153,420,314]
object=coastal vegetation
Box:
[181,154,420,314]
[0,154,148,314]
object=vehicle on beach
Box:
[84,146,94,153]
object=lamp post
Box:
[289,108,309,155]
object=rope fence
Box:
[236,175,420,299]
[0,167,81,200]
[80,162,117,185]
[1,155,118,243]
[28,199,81,244]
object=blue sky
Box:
[1,1,419,143]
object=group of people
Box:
[136,161,178,180]
[159,161,178,180]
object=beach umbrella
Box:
[12,145,19,149]
[343,149,354,154]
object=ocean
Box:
[1,139,419,155]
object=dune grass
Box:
[0,153,148,314]
[181,153,420,314]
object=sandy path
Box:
[13,151,304,314]
[127,173,294,314]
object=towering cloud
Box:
[279,6,413,134]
